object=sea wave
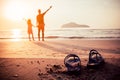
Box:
[0,29,120,40]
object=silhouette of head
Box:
[38,9,41,14]
[27,19,31,23]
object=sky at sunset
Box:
[0,0,120,30]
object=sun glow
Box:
[4,1,27,21]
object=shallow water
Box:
[0,28,120,40]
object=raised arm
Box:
[43,6,52,14]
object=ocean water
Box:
[0,28,120,40]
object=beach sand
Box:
[0,39,120,80]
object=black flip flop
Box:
[87,49,105,69]
[64,54,81,72]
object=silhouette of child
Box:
[27,19,34,41]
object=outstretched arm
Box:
[43,6,52,14]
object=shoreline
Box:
[0,37,120,41]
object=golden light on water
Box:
[12,29,22,41]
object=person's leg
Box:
[42,30,44,41]
[42,25,44,41]
[38,28,40,41]
[28,34,31,41]
[32,32,34,41]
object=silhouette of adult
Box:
[36,6,52,41]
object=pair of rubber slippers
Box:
[64,49,105,72]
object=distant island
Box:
[61,22,90,28]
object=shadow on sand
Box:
[33,41,120,55]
